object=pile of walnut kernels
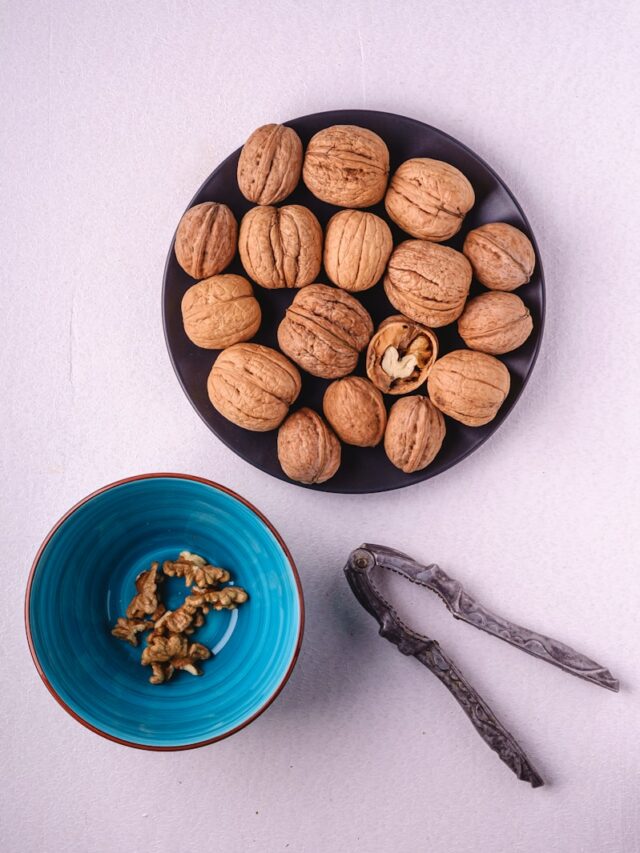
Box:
[112,552,248,684]
[175,123,535,484]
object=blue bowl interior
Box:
[29,477,301,747]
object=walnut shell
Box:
[384,396,445,473]
[302,125,389,208]
[366,314,438,395]
[238,205,322,289]
[207,343,301,431]
[237,124,303,205]
[181,275,261,349]
[278,284,373,379]
[427,350,510,427]
[384,240,472,327]
[175,202,238,279]
[323,210,393,292]
[463,222,535,291]
[277,408,341,484]
[458,292,533,355]
[323,376,387,447]
[385,158,475,242]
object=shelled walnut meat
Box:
[278,284,373,379]
[385,158,475,242]
[463,222,535,291]
[302,125,390,208]
[384,396,446,473]
[238,204,322,289]
[384,240,472,328]
[175,202,238,279]
[323,210,393,292]
[427,349,511,427]
[277,408,341,484]
[181,274,261,349]
[208,343,301,431]
[323,376,387,447]
[458,291,533,355]
[367,315,438,395]
[237,123,303,205]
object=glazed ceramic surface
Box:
[26,475,303,748]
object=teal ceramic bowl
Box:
[25,474,303,749]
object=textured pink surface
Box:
[2,2,639,851]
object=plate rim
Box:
[162,108,546,494]
[24,472,305,750]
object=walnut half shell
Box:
[384,396,446,473]
[277,408,341,484]
[458,291,533,355]
[207,343,301,431]
[237,123,303,205]
[277,284,373,379]
[366,315,438,395]
[323,376,387,447]
[427,349,510,427]
[181,274,261,349]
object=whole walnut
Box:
[385,159,475,242]
[463,222,535,291]
[207,343,301,431]
[302,125,389,208]
[237,124,303,205]
[366,315,438,395]
[323,376,387,447]
[323,210,393,292]
[384,396,446,473]
[277,408,341,484]
[278,284,373,378]
[181,275,261,349]
[384,240,472,327]
[427,350,510,427]
[238,205,322,289]
[458,292,533,355]
[175,202,238,279]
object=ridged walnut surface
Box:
[323,376,387,447]
[463,222,535,291]
[457,291,533,355]
[181,274,261,349]
[174,202,238,279]
[237,123,303,206]
[427,349,510,427]
[323,210,393,292]
[384,396,446,473]
[277,407,341,484]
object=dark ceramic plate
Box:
[163,109,545,494]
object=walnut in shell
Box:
[366,315,438,395]
[458,292,533,355]
[302,125,389,208]
[323,210,393,292]
[181,274,261,349]
[238,205,322,289]
[175,202,238,279]
[207,343,301,431]
[277,284,373,378]
[237,123,303,205]
[384,240,472,328]
[384,396,446,473]
[277,408,341,484]
[463,222,535,291]
[323,376,387,447]
[427,350,510,427]
[385,158,475,242]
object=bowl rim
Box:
[24,472,305,751]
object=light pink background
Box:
[2,2,639,851]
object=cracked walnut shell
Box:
[384,396,446,473]
[323,376,387,447]
[323,210,393,292]
[277,408,341,484]
[207,343,301,431]
[302,125,389,208]
[463,222,535,291]
[181,275,261,349]
[237,123,303,205]
[427,349,510,427]
[366,315,438,395]
[458,292,533,355]
[384,240,472,328]
[278,284,373,379]
[175,202,238,279]
[239,205,322,289]
[385,158,475,242]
